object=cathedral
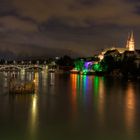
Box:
[126,31,135,51]
[98,32,135,60]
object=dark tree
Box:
[56,55,74,71]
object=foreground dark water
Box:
[0,71,140,140]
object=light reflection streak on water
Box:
[49,73,55,95]
[50,73,55,86]
[71,74,77,116]
[41,71,48,96]
[34,72,39,91]
[76,74,80,95]
[125,82,136,135]
[93,76,99,109]
[83,75,87,95]
[30,95,38,136]
[94,76,99,97]
[29,72,39,140]
[93,76,106,126]
[98,77,105,125]
[80,75,83,96]
[42,71,47,87]
[3,72,8,89]
[81,75,88,103]
[20,69,25,81]
[83,76,94,105]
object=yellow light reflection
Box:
[29,95,38,140]
[125,82,136,134]
[98,77,105,125]
[20,69,25,81]
[41,70,48,95]
[71,74,77,98]
[70,74,78,121]
[28,72,39,140]
[32,96,37,115]
[34,72,39,94]
[42,70,47,87]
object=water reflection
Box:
[20,69,25,81]
[42,71,47,87]
[34,72,39,93]
[3,72,8,89]
[70,75,96,119]
[125,82,136,135]
[29,95,38,140]
[97,77,106,125]
[70,74,79,120]
[48,73,55,95]
[50,73,55,86]
[0,71,140,140]
[82,75,87,95]
[94,76,99,97]
[28,72,39,140]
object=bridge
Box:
[0,64,48,71]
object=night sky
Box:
[1,0,140,59]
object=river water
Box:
[0,71,140,140]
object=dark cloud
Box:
[0,0,16,16]
[73,0,99,7]
[125,0,140,3]
[134,6,140,15]
[0,0,140,58]
[78,0,97,5]
[0,16,37,32]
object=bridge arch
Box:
[24,65,43,70]
[0,65,22,71]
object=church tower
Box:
[126,31,135,51]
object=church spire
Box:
[126,31,135,51]
[130,31,134,41]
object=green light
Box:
[93,61,108,72]
[74,59,84,71]
[82,69,88,75]
[93,63,102,72]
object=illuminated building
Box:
[126,31,135,51]
[98,32,135,61]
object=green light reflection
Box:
[77,74,80,94]
[82,75,87,96]
[94,76,99,96]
